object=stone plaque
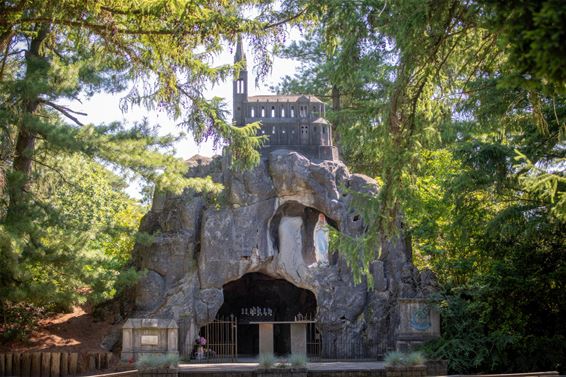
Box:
[398,298,440,337]
[141,335,159,345]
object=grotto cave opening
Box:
[216,272,317,357]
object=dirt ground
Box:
[0,306,121,353]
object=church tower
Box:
[233,36,248,126]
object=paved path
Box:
[179,361,386,372]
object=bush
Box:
[0,303,43,342]
[135,354,179,371]
[405,351,426,366]
[258,353,276,368]
[288,353,308,367]
[384,351,426,367]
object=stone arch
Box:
[268,201,338,267]
[216,272,317,356]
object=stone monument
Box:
[128,39,439,359]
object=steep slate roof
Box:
[247,95,324,103]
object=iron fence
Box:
[194,316,238,363]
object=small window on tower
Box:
[261,107,265,117]
[272,127,276,134]
[291,106,295,117]
[322,126,326,134]
[271,106,275,117]
[251,108,255,117]
[281,108,286,117]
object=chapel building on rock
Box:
[232,39,339,161]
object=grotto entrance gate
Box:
[213,272,318,358]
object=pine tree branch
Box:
[263,7,308,30]
[3,17,193,36]
[40,100,86,127]
[30,157,73,187]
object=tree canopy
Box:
[0,0,297,334]
[0,1,564,373]
[274,0,565,372]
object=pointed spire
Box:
[234,35,246,64]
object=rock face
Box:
[132,150,436,357]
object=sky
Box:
[61,41,300,160]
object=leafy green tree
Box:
[0,0,301,323]
[276,0,565,372]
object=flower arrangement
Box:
[194,336,208,360]
[195,336,207,346]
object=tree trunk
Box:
[331,84,343,156]
[5,25,48,221]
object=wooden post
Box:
[87,353,95,372]
[6,353,16,376]
[50,353,60,377]
[20,353,31,377]
[40,353,51,377]
[5,353,12,377]
[68,354,77,376]
[31,353,41,377]
[0,353,5,377]
[60,354,68,377]
[99,353,108,370]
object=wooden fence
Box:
[0,352,113,377]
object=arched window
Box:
[236,80,245,94]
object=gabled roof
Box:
[247,95,324,104]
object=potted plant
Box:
[136,353,179,377]
[384,351,426,377]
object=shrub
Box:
[384,351,406,367]
[405,351,426,366]
[384,351,426,367]
[135,354,179,371]
[289,353,308,367]
[258,353,276,368]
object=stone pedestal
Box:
[259,323,274,355]
[121,318,178,361]
[290,323,306,355]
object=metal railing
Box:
[194,316,238,363]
